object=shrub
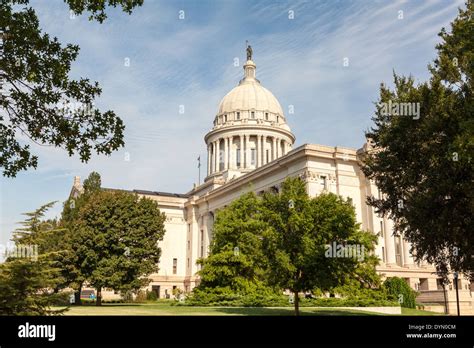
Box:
[300,296,398,307]
[185,287,287,307]
[383,277,417,308]
[102,299,125,304]
[121,291,134,303]
[146,290,158,301]
[134,290,147,303]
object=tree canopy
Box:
[72,189,166,305]
[361,1,473,280]
[1,202,68,315]
[0,0,143,177]
[196,177,379,315]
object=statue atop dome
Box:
[246,43,252,61]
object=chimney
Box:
[73,176,81,187]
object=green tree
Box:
[73,190,166,305]
[60,171,102,304]
[261,177,378,315]
[197,192,270,292]
[11,201,70,291]
[0,258,68,315]
[0,0,143,177]
[62,171,101,223]
[2,203,68,315]
[383,277,417,309]
[195,177,379,315]
[361,1,473,280]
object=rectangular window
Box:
[395,236,402,266]
[380,221,384,237]
[251,111,255,119]
[172,258,177,275]
[236,112,240,120]
[276,116,279,123]
[236,149,241,167]
[187,240,190,250]
[187,258,190,268]
[381,246,385,263]
[266,149,269,164]
[224,115,227,122]
[321,175,327,190]
[251,148,256,166]
[265,112,269,120]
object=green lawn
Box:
[56,302,441,316]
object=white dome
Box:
[218,82,284,116]
[204,53,295,181]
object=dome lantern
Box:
[241,60,257,82]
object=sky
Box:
[0,0,466,249]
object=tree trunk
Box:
[74,283,82,306]
[96,287,102,306]
[294,291,300,316]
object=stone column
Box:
[263,136,267,164]
[272,137,276,161]
[207,144,211,175]
[215,139,220,172]
[384,218,396,266]
[257,135,262,167]
[212,141,216,173]
[283,141,288,155]
[245,135,250,168]
[403,239,414,267]
[224,137,228,170]
[239,135,243,168]
[228,136,233,169]
[276,138,280,158]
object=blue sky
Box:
[0,0,465,249]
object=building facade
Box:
[70,54,473,313]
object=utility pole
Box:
[454,272,460,316]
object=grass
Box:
[56,301,442,316]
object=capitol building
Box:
[70,50,473,314]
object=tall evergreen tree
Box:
[1,203,67,315]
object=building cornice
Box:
[194,143,359,204]
[204,124,296,143]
